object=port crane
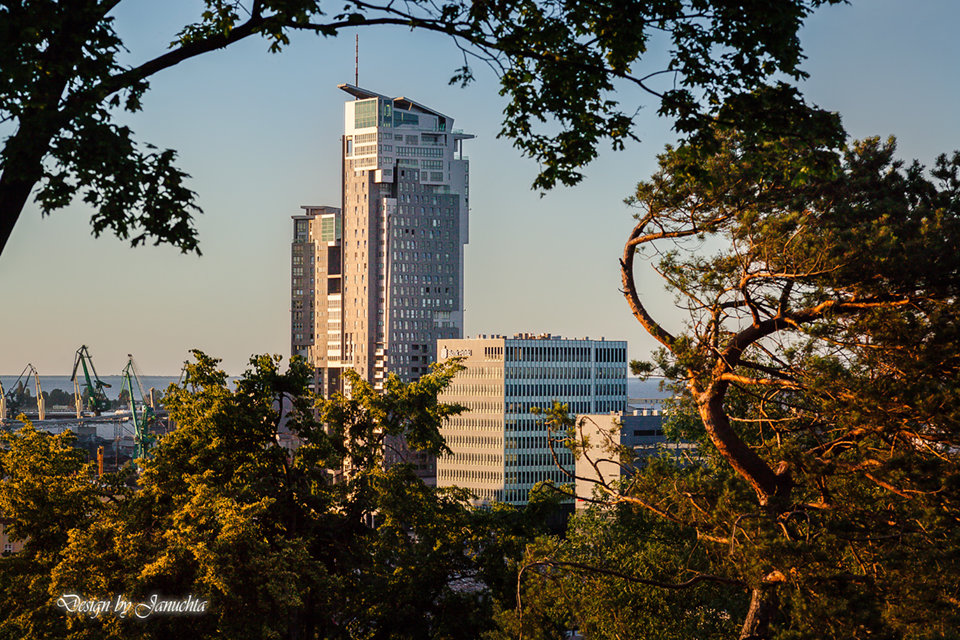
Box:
[2,364,45,420]
[121,354,156,462]
[71,345,110,416]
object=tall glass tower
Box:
[293,86,473,482]
[336,84,473,393]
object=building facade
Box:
[291,85,472,398]
[0,520,24,556]
[572,409,665,507]
[291,206,343,395]
[291,86,472,483]
[339,84,472,391]
[573,409,697,508]
[437,334,628,504]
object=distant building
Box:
[291,85,473,396]
[437,334,627,504]
[291,205,343,397]
[573,409,695,508]
[0,520,24,555]
[291,86,474,484]
[337,84,473,392]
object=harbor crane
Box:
[71,345,110,416]
[121,354,156,462]
[2,363,45,420]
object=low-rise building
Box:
[573,409,694,507]
[0,520,24,555]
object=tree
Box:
[0,421,102,639]
[493,503,744,640]
[43,387,77,409]
[1,0,840,256]
[595,129,960,638]
[0,351,536,639]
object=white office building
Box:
[437,334,628,504]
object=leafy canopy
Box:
[0,352,535,640]
[0,0,840,255]
[611,125,960,638]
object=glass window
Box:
[393,110,420,127]
[354,98,378,129]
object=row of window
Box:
[397,146,444,158]
[394,225,453,240]
[505,344,627,363]
[392,331,437,343]
[391,251,454,263]
[441,417,505,431]
[353,132,379,144]
[437,469,502,483]
[392,262,456,275]
[393,216,455,230]
[445,383,504,396]
[392,239,455,250]
[451,366,504,379]
[507,435,571,452]
[443,451,502,465]
[451,400,503,413]
[442,433,504,447]
[505,468,572,492]
[505,366,623,380]
[506,383,627,397]
[391,274,456,287]
[509,452,572,468]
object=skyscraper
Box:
[292,86,472,397]
[291,205,343,396]
[337,84,473,392]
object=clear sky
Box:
[1,0,958,375]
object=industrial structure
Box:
[72,345,111,415]
[1,347,167,473]
[0,363,44,421]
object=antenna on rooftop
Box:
[355,34,359,86]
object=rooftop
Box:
[460,333,622,342]
[337,83,450,121]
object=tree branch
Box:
[523,559,743,590]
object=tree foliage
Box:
[493,504,744,640]
[0,421,101,639]
[607,128,960,638]
[1,0,839,256]
[0,352,539,640]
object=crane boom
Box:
[32,365,44,421]
[71,345,111,415]
[4,364,43,419]
[121,355,155,464]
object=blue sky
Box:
[1,0,958,375]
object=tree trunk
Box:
[739,584,779,640]
[0,156,41,258]
[0,2,108,259]
[0,77,70,259]
[697,389,786,505]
